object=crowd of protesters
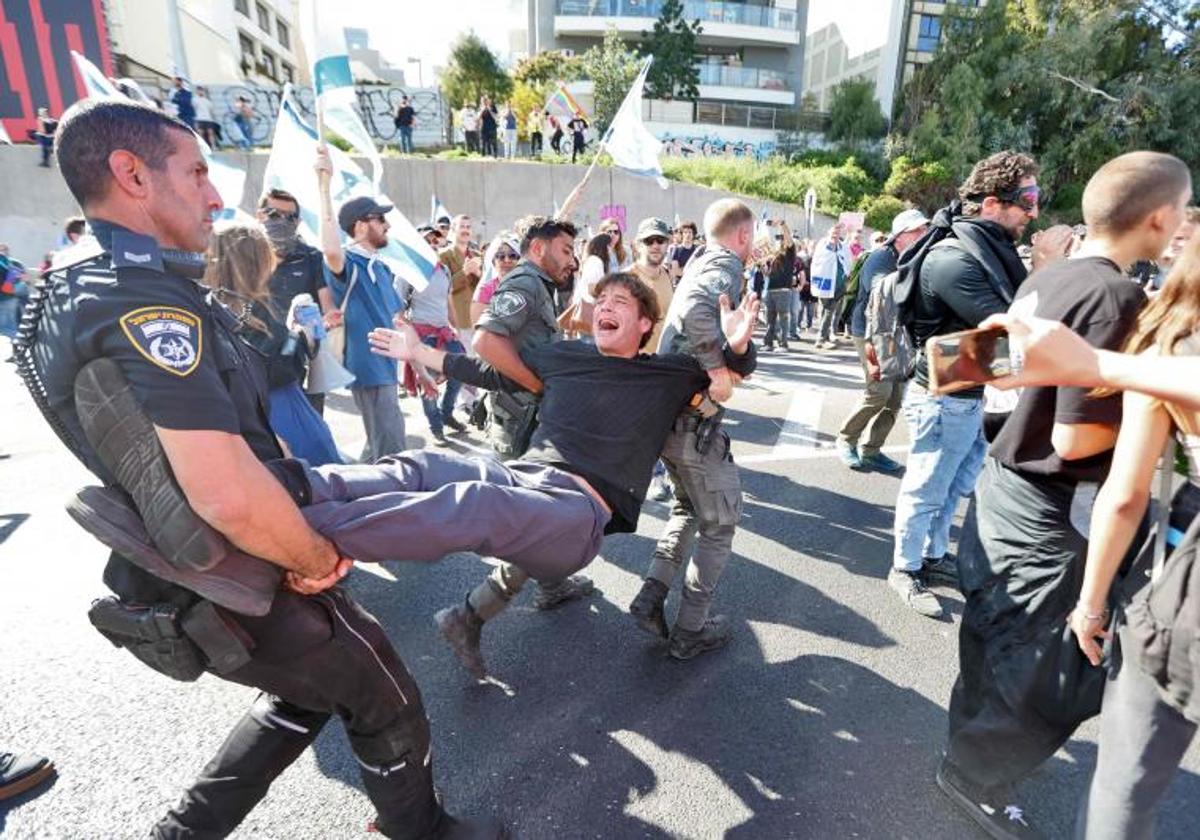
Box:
[5,92,1200,840]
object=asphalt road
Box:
[2,329,1198,840]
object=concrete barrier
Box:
[0,144,835,266]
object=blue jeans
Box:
[420,334,465,435]
[397,125,413,153]
[0,296,19,339]
[233,114,253,149]
[891,388,987,572]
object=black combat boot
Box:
[668,615,732,660]
[628,578,669,639]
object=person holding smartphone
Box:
[937,152,1192,840]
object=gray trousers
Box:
[817,296,843,341]
[1077,625,1198,840]
[764,289,792,348]
[838,337,904,456]
[352,383,406,463]
[647,417,742,632]
[299,451,609,581]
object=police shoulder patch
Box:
[119,306,203,376]
[491,290,527,318]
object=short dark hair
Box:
[594,272,661,349]
[958,150,1040,217]
[259,188,300,211]
[56,98,193,207]
[1082,152,1193,236]
[678,221,697,236]
[516,215,578,255]
[64,216,87,237]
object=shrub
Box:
[861,194,907,232]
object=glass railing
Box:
[696,64,792,91]
[556,0,799,32]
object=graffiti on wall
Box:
[0,0,113,140]
[659,133,777,162]
[205,84,446,147]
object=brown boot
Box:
[434,600,487,680]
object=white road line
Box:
[738,444,908,465]
[766,383,826,459]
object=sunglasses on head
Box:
[263,207,299,222]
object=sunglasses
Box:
[975,185,1041,212]
[262,207,299,222]
[601,228,619,236]
[642,236,668,246]
[363,213,388,224]
[495,250,520,262]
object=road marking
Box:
[764,383,825,460]
[739,444,907,465]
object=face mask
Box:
[263,216,300,250]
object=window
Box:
[275,19,289,49]
[235,0,248,14]
[261,48,277,79]
[281,62,294,83]
[238,32,256,71]
[256,3,271,34]
[916,14,941,53]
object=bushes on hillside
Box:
[660,155,877,214]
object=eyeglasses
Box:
[495,250,520,262]
[262,207,299,222]
[642,236,668,246]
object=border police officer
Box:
[434,217,594,675]
[628,198,757,660]
[16,98,501,839]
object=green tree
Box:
[513,50,584,87]
[439,32,512,110]
[641,0,703,100]
[827,79,887,145]
[582,27,640,135]
[883,155,957,214]
[861,194,907,232]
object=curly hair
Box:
[958,151,1040,216]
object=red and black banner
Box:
[0,0,112,140]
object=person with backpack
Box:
[835,209,928,473]
[810,224,852,349]
[937,152,1189,840]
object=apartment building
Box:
[803,0,904,118]
[895,0,983,87]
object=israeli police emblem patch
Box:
[491,290,526,318]
[119,306,202,376]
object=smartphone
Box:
[927,327,1015,394]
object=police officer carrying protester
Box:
[628,198,756,659]
[14,98,501,839]
[434,216,594,666]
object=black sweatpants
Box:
[152,588,443,839]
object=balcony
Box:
[555,0,801,47]
[695,63,795,104]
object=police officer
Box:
[628,198,756,660]
[16,98,500,839]
[434,216,592,676]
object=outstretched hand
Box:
[720,292,759,354]
[368,322,421,361]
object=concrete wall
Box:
[0,144,834,267]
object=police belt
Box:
[673,412,705,433]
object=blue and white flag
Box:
[0,120,11,144]
[71,50,120,99]
[299,0,381,185]
[430,195,451,226]
[602,57,668,189]
[265,86,434,291]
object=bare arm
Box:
[315,146,344,276]
[473,330,543,393]
[1070,390,1173,665]
[1051,422,1119,461]
[156,427,339,579]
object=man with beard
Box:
[317,147,408,462]
[631,217,675,354]
[888,151,1050,620]
[257,188,333,414]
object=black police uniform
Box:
[17,220,445,839]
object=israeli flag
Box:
[299,0,381,186]
[70,50,120,99]
[265,86,433,291]
[430,195,451,226]
[602,57,668,189]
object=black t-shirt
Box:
[989,256,1146,483]
[444,339,756,532]
[480,107,497,133]
[569,118,587,138]
[394,105,415,128]
[669,244,697,273]
[766,244,796,290]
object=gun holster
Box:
[87,597,253,682]
[694,406,727,457]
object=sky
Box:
[336,0,894,85]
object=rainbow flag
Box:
[546,83,586,119]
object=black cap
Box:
[416,224,433,234]
[338,196,393,235]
